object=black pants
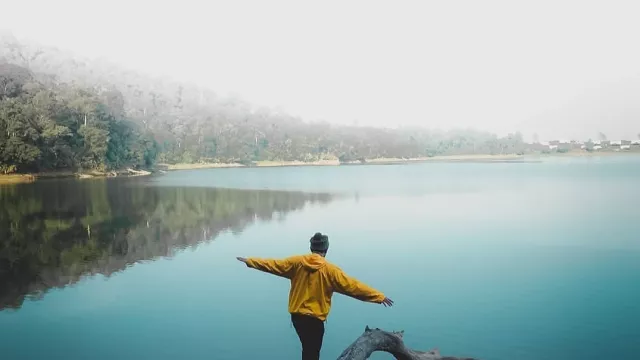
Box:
[291,313,325,360]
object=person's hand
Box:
[236,257,248,264]
[381,297,394,307]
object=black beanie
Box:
[310,232,329,252]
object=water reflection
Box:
[0,178,333,311]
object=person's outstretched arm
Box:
[330,266,394,307]
[236,256,297,279]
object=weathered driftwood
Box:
[126,168,151,176]
[337,326,477,360]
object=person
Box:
[237,232,393,360]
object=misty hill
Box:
[1,32,527,173]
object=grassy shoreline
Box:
[0,168,152,185]
[0,174,37,185]
[159,162,245,170]
[361,154,526,164]
[161,154,530,171]
[535,150,640,158]
[2,151,638,184]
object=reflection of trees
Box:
[0,179,332,310]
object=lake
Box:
[1,156,639,360]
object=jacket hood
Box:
[300,253,327,271]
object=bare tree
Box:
[338,326,477,360]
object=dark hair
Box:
[310,232,329,253]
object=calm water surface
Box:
[1,156,639,360]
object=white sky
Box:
[2,0,640,141]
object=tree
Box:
[0,36,44,69]
[78,125,109,169]
[0,63,32,99]
[338,327,475,360]
[1,36,536,172]
[0,61,162,172]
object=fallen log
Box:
[337,326,477,360]
[126,168,151,176]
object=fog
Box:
[2,0,640,141]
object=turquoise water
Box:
[1,156,639,359]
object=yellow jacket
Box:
[246,253,386,321]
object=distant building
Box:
[632,140,640,146]
[611,140,622,146]
[621,145,631,150]
[593,145,603,151]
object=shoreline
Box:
[159,162,246,171]
[159,154,525,171]
[0,168,152,185]
[355,154,527,164]
[533,150,640,158]
[2,151,639,184]
[0,174,37,185]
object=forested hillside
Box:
[0,62,157,173]
[1,32,526,173]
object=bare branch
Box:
[337,326,477,360]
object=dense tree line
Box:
[1,33,527,172]
[0,62,157,173]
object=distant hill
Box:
[1,32,528,173]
